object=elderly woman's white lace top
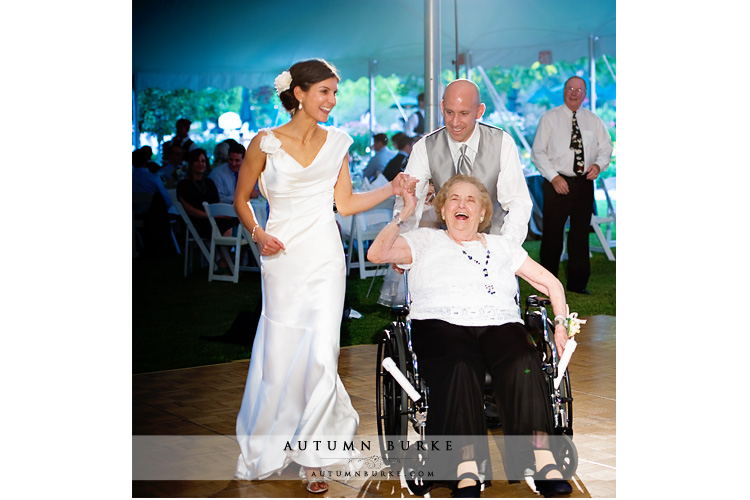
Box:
[399,228,527,327]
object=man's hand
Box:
[551,175,569,195]
[585,164,601,181]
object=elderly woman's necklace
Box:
[461,246,495,295]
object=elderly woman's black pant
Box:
[410,319,554,479]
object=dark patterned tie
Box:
[570,111,585,176]
[457,144,472,175]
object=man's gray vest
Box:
[425,123,507,234]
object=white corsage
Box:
[259,131,283,158]
[274,70,292,95]
[565,311,586,338]
[553,306,584,390]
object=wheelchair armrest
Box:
[390,305,410,318]
[526,294,551,308]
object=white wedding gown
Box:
[235,127,361,480]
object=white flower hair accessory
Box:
[274,70,292,95]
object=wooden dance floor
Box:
[133,316,615,498]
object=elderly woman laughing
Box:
[368,174,573,498]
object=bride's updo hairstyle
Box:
[278,59,340,115]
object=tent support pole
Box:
[424,0,441,133]
[369,59,376,142]
[589,34,598,113]
[132,74,140,149]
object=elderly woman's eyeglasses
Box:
[565,87,584,94]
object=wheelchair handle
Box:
[382,357,422,402]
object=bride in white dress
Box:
[232,59,415,493]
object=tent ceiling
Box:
[133,0,615,91]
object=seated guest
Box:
[209,142,246,204]
[159,143,186,187]
[133,148,173,257]
[135,146,156,172]
[132,149,171,209]
[381,132,414,181]
[368,175,573,498]
[362,133,396,182]
[212,140,231,170]
[176,148,233,239]
[146,160,160,174]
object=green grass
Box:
[133,237,615,374]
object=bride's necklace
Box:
[461,246,495,295]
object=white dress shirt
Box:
[208,162,238,204]
[531,105,613,181]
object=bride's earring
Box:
[298,101,303,110]
[480,216,484,223]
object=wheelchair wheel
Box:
[556,433,578,480]
[555,369,574,434]
[404,442,433,496]
[376,325,408,468]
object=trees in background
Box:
[135,56,615,176]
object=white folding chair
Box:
[238,198,266,272]
[345,197,395,279]
[169,190,211,276]
[203,202,248,283]
[590,177,616,260]
[525,174,545,238]
[562,177,616,262]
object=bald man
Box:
[396,79,532,244]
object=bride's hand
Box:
[253,228,285,256]
[390,172,417,198]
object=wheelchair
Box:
[375,273,578,494]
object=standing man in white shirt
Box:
[531,76,613,295]
[397,79,532,245]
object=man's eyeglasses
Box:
[565,87,585,94]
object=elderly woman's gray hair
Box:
[213,141,230,166]
[433,174,493,232]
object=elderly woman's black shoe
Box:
[534,465,572,497]
[453,472,481,497]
